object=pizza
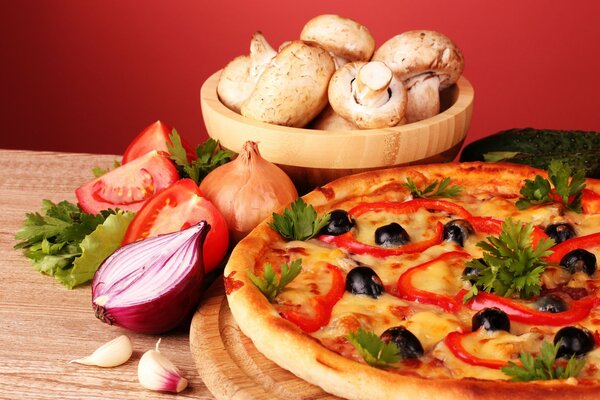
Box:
[223,162,600,399]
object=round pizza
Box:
[224,162,600,399]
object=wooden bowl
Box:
[200,70,474,193]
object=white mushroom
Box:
[309,105,360,131]
[328,61,407,129]
[217,32,277,113]
[373,30,464,123]
[241,40,335,128]
[300,14,375,68]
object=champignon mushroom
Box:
[309,105,360,131]
[328,61,407,129]
[241,40,335,128]
[217,31,277,113]
[372,30,464,123]
[300,14,375,68]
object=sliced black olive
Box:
[374,222,410,247]
[443,219,474,247]
[560,249,597,276]
[471,307,510,332]
[345,266,384,298]
[320,209,355,236]
[554,326,595,358]
[462,258,485,284]
[535,294,569,313]
[544,223,576,244]
[380,326,424,359]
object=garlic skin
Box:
[69,335,132,367]
[199,141,298,243]
[138,339,188,393]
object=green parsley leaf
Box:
[463,218,555,302]
[403,177,462,198]
[247,259,302,301]
[346,328,401,368]
[167,129,235,184]
[516,160,586,213]
[268,198,331,241]
[501,341,586,381]
[91,160,121,178]
[14,200,134,288]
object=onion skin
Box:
[199,141,298,243]
[91,221,210,334]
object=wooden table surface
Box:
[0,149,215,400]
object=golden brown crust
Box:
[225,162,600,400]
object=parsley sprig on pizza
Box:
[502,341,586,381]
[463,218,555,302]
[516,160,586,212]
[247,259,302,301]
[403,177,462,198]
[347,328,401,368]
[269,198,330,241]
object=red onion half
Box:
[92,221,210,334]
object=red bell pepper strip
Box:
[458,289,594,326]
[467,216,549,248]
[396,251,470,312]
[279,263,345,333]
[546,232,600,264]
[444,331,510,369]
[348,199,472,219]
[582,188,600,214]
[320,222,444,258]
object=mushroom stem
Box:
[405,74,441,123]
[353,61,393,108]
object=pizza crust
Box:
[225,162,600,400]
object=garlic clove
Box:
[138,339,188,393]
[69,334,132,367]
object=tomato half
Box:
[122,120,196,164]
[121,178,229,273]
[76,150,178,215]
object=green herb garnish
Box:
[167,129,235,184]
[403,177,462,198]
[247,259,302,301]
[14,200,134,288]
[516,160,586,213]
[91,160,121,178]
[268,198,330,241]
[463,218,555,302]
[347,328,401,368]
[501,341,585,381]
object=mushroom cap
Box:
[328,61,407,129]
[300,14,375,63]
[373,30,464,89]
[241,40,335,128]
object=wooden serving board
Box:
[190,279,339,400]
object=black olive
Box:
[380,326,424,359]
[544,223,576,244]
[345,266,384,298]
[535,294,569,313]
[462,266,480,284]
[471,307,510,332]
[443,219,474,247]
[320,209,355,236]
[374,223,410,247]
[553,326,595,358]
[560,249,597,276]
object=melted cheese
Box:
[404,311,461,351]
[409,256,464,296]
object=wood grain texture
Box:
[0,149,213,400]
[190,280,338,400]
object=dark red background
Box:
[1,1,599,155]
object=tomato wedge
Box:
[279,264,345,333]
[122,179,229,273]
[76,150,178,215]
[122,120,196,164]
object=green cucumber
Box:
[460,128,600,178]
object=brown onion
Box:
[199,141,297,242]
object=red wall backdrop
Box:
[1,1,600,155]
